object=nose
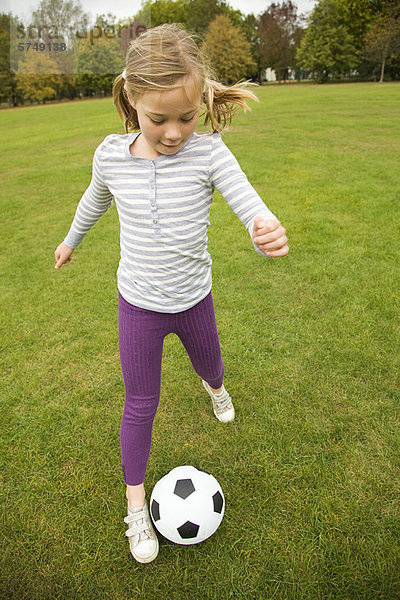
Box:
[164,124,181,142]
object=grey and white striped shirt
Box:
[64,131,277,313]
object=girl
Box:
[54,23,288,564]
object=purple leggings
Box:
[118,291,225,485]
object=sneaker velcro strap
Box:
[215,393,232,409]
[125,522,150,538]
[124,508,153,538]
[124,511,145,525]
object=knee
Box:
[122,394,160,426]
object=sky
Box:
[3,0,317,25]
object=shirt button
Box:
[151,185,154,189]
[151,203,155,207]
[153,219,158,224]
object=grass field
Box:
[0,82,399,600]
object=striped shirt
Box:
[64,131,277,313]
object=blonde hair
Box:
[112,22,259,134]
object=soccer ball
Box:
[149,465,225,545]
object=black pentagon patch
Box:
[177,520,200,539]
[174,478,195,499]
[150,499,160,521]
[212,491,223,514]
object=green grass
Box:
[1,82,399,599]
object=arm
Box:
[209,133,288,257]
[54,143,113,269]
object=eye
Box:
[149,116,195,124]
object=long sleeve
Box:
[209,133,278,256]
[64,144,114,249]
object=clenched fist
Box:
[252,217,289,257]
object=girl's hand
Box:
[252,216,289,257]
[54,242,74,269]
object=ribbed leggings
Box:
[118,291,225,485]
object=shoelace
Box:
[124,506,152,540]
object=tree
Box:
[240,13,267,83]
[134,0,189,28]
[0,13,19,106]
[15,52,61,103]
[296,0,358,81]
[73,35,124,95]
[135,0,245,38]
[363,9,400,81]
[201,14,257,83]
[30,0,91,47]
[258,1,303,81]
[12,0,91,101]
[335,0,389,49]
[185,0,230,37]
[334,0,400,79]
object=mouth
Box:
[162,142,181,148]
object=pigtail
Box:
[112,73,140,133]
[202,78,260,133]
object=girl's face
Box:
[125,78,201,156]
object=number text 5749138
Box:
[18,42,67,52]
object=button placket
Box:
[149,162,161,236]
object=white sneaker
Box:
[202,380,235,423]
[124,501,159,563]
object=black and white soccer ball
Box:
[149,465,225,545]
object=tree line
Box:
[1,0,399,107]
